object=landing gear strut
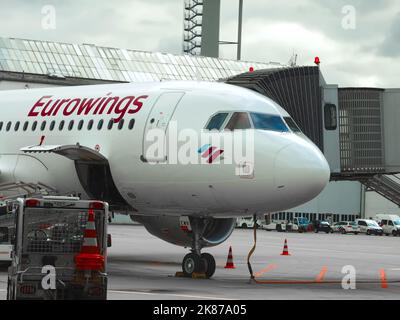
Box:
[181,218,216,278]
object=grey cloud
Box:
[235,0,397,43]
[0,0,399,87]
[378,13,400,57]
[0,0,182,51]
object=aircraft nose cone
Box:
[274,142,330,203]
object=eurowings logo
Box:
[198,144,224,164]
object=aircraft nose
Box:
[274,142,330,202]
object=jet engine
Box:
[131,215,236,249]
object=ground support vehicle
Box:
[7,197,109,300]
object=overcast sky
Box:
[0,0,399,87]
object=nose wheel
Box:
[182,253,202,276]
[182,252,216,278]
[200,253,216,278]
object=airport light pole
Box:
[237,0,243,61]
[218,0,243,61]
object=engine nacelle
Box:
[132,215,236,249]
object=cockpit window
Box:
[250,113,289,132]
[206,113,229,130]
[206,111,302,134]
[284,117,302,133]
[225,112,252,130]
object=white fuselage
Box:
[0,81,330,217]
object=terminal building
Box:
[0,36,400,223]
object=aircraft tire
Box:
[201,253,216,278]
[182,253,203,277]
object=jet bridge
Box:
[226,67,400,206]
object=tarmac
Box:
[1,224,399,300]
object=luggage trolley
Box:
[7,196,109,300]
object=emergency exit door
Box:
[142,92,185,162]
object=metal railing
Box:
[361,174,400,206]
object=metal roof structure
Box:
[0,36,285,83]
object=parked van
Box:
[356,219,383,236]
[236,217,263,229]
[262,217,310,233]
[374,214,400,236]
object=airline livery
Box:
[0,81,330,278]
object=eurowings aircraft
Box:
[0,81,330,278]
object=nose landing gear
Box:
[182,252,216,278]
[180,218,216,279]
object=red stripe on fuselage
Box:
[208,150,224,163]
[202,146,217,158]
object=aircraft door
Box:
[142,92,185,162]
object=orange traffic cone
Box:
[281,239,291,256]
[75,209,104,271]
[224,246,236,269]
[80,209,100,254]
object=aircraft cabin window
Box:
[284,117,302,133]
[68,120,74,131]
[78,120,84,131]
[41,121,46,131]
[108,119,114,130]
[6,122,11,132]
[225,112,251,130]
[59,120,65,131]
[0,122,3,131]
[49,121,55,131]
[32,121,37,131]
[250,113,289,132]
[97,119,104,130]
[128,119,135,130]
[88,120,94,130]
[118,119,124,130]
[14,122,20,131]
[206,113,229,130]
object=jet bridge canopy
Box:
[225,66,323,150]
[225,67,400,176]
[226,67,400,207]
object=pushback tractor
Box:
[7,197,109,300]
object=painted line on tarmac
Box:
[315,266,328,283]
[108,290,233,300]
[251,279,383,285]
[380,269,388,289]
[287,247,399,257]
[254,264,277,277]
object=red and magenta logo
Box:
[198,144,224,164]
